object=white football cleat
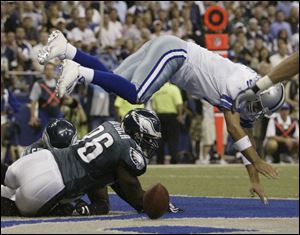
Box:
[56,59,81,98]
[37,30,67,65]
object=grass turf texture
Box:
[135,165,299,198]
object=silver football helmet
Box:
[240,83,285,121]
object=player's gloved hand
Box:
[72,199,90,216]
[168,202,184,213]
[232,85,260,113]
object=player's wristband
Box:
[241,155,252,166]
[233,136,252,152]
[255,75,274,92]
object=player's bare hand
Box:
[250,182,268,205]
[254,160,279,179]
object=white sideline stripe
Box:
[147,164,299,168]
[142,174,298,180]
[107,192,298,200]
[137,50,187,98]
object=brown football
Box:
[143,183,169,219]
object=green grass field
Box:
[138,165,299,199]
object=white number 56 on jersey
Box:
[77,126,114,163]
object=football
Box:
[143,183,169,219]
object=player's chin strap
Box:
[168,202,184,213]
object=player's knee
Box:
[15,188,41,216]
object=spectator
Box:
[264,103,299,163]
[45,3,61,31]
[259,47,271,64]
[270,41,289,68]
[269,10,292,40]
[287,6,299,35]
[97,13,122,49]
[53,17,72,40]
[272,29,294,54]
[285,76,299,121]
[83,85,113,132]
[29,63,62,138]
[198,100,216,164]
[114,96,144,122]
[15,27,32,71]
[1,32,17,71]
[186,96,203,161]
[109,8,123,36]
[22,1,43,29]
[246,18,259,50]
[70,17,97,53]
[3,1,19,33]
[257,19,273,50]
[78,1,101,25]
[1,77,20,163]
[85,8,99,31]
[61,95,87,138]
[157,9,169,31]
[122,13,140,43]
[151,82,184,164]
[228,41,250,65]
[30,31,49,72]
[112,1,128,24]
[22,16,39,47]
[267,4,277,23]
[142,10,154,30]
[167,18,185,38]
[276,1,293,18]
[66,6,79,31]
[151,20,165,39]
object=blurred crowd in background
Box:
[1,1,299,165]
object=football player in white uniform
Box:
[38,31,284,203]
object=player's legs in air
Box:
[38,30,187,104]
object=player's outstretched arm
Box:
[111,162,145,212]
[242,128,268,205]
[223,110,278,179]
[233,51,299,111]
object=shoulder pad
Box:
[122,146,147,176]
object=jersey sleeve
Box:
[121,142,147,176]
[240,117,254,129]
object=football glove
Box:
[168,202,184,213]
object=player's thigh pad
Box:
[132,35,187,103]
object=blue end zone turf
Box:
[111,226,257,234]
[1,195,299,229]
[109,194,299,218]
